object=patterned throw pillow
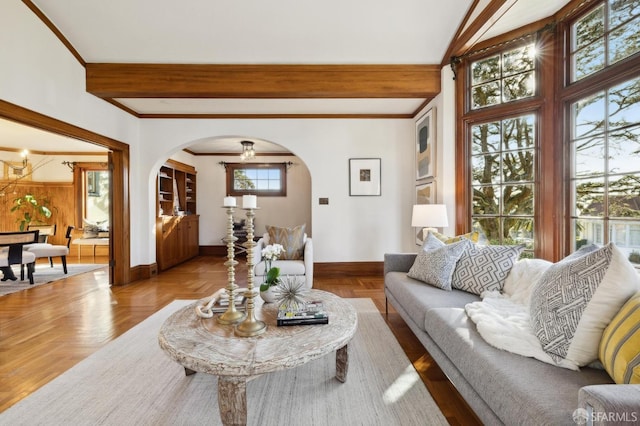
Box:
[451,243,524,295]
[530,243,640,369]
[408,236,469,291]
[266,224,306,260]
[599,293,640,384]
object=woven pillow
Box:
[431,230,488,245]
[530,243,640,369]
[266,224,306,260]
[408,235,469,291]
[451,242,524,295]
[599,293,640,384]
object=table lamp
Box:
[411,204,448,241]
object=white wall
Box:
[192,154,312,246]
[140,120,417,263]
[2,1,457,267]
[0,151,108,183]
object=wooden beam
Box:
[445,0,517,59]
[86,64,441,99]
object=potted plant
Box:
[259,243,284,302]
[11,193,53,231]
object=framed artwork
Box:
[349,158,381,196]
[416,108,436,180]
[4,162,32,181]
[415,181,435,245]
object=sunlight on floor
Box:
[383,363,420,404]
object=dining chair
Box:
[0,230,39,284]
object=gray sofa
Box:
[384,253,640,426]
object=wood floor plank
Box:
[0,255,481,425]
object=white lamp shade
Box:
[411,204,448,228]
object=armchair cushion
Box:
[253,236,313,289]
[266,224,306,260]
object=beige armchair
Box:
[252,233,313,289]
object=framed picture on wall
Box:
[349,158,381,196]
[415,181,435,245]
[416,108,436,180]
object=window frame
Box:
[72,162,109,229]
[458,37,544,257]
[225,162,287,197]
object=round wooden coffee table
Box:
[158,289,358,425]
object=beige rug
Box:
[0,263,106,296]
[0,298,448,425]
[0,259,107,296]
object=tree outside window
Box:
[226,163,287,197]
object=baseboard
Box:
[315,261,383,277]
[129,263,158,282]
[199,245,227,257]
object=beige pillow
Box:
[266,224,306,260]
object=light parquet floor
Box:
[0,255,481,425]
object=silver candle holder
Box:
[217,205,246,325]
[235,207,267,337]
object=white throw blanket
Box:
[464,259,580,371]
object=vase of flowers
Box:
[259,243,284,303]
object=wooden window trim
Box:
[225,163,287,197]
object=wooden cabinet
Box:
[156,214,200,271]
[157,160,197,216]
[156,160,199,271]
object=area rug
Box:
[0,263,106,296]
[0,299,448,425]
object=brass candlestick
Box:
[235,207,267,337]
[217,206,246,325]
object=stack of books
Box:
[211,293,247,314]
[277,300,329,326]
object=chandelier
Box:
[240,140,256,161]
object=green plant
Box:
[11,194,52,231]
[259,267,281,292]
[629,250,640,264]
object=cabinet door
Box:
[187,217,199,258]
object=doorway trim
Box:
[0,99,131,285]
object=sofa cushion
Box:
[266,224,306,260]
[408,238,469,290]
[254,259,305,277]
[530,243,640,368]
[599,292,640,384]
[425,306,614,425]
[385,271,478,332]
[451,243,524,295]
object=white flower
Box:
[262,243,284,261]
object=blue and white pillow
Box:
[451,242,524,295]
[408,233,469,290]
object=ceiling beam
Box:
[443,0,518,60]
[86,64,441,99]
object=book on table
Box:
[211,294,247,313]
[277,300,329,326]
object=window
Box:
[571,0,640,81]
[570,76,640,263]
[456,1,640,262]
[470,114,536,254]
[470,44,536,109]
[464,41,539,257]
[225,163,287,197]
[73,162,110,229]
[85,170,110,223]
